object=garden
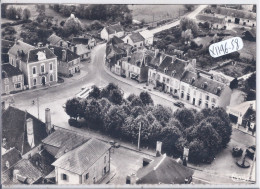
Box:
[64,83,232,164]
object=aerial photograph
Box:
[1,3,257,186]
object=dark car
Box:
[246,148,255,160]
[232,147,243,157]
[173,101,185,108]
[121,74,126,78]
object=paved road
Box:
[150,5,208,34]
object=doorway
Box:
[41,76,46,86]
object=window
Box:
[181,91,184,98]
[12,59,14,66]
[61,173,67,180]
[206,95,209,101]
[4,78,9,84]
[163,77,166,82]
[205,102,208,108]
[85,173,89,180]
[50,74,54,82]
[13,76,17,82]
[199,99,202,106]
[187,94,190,101]
[33,67,36,75]
[18,75,22,81]
[104,156,106,163]
[41,64,45,73]
[166,78,169,84]
[50,63,53,71]
[212,98,216,103]
[33,79,37,86]
[212,104,215,109]
[15,83,21,89]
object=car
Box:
[114,142,120,148]
[246,148,255,160]
[232,147,243,157]
[121,74,126,78]
[173,101,185,108]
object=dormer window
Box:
[164,67,168,73]
[6,161,10,169]
[37,51,46,61]
[172,70,176,76]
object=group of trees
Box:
[2,4,31,20]
[65,83,232,164]
[50,4,132,25]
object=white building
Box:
[100,23,125,41]
[123,32,145,48]
[140,30,154,45]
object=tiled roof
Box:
[129,32,145,43]
[2,106,48,155]
[181,70,227,96]
[42,129,90,158]
[106,23,124,34]
[49,46,79,62]
[72,37,89,45]
[8,40,35,55]
[157,55,188,80]
[136,154,194,184]
[75,44,90,55]
[2,159,42,185]
[2,147,22,172]
[52,138,111,175]
[2,63,23,79]
[21,47,56,63]
[47,33,62,46]
[108,36,124,45]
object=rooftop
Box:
[197,14,225,24]
[2,147,22,172]
[72,37,89,45]
[8,40,35,56]
[49,46,79,62]
[106,23,124,34]
[136,154,194,184]
[47,33,62,46]
[140,30,154,39]
[52,138,111,175]
[181,70,227,96]
[2,159,42,185]
[2,63,23,79]
[2,106,48,155]
[21,47,56,63]
[129,32,145,43]
[75,44,91,55]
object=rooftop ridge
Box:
[153,154,166,171]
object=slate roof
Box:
[21,47,56,63]
[2,159,42,185]
[157,55,189,80]
[47,33,62,46]
[52,138,111,175]
[129,32,145,43]
[2,106,48,155]
[129,51,145,67]
[181,70,227,96]
[8,40,35,55]
[136,154,194,184]
[2,147,22,172]
[72,37,89,45]
[42,129,90,158]
[108,36,124,45]
[106,23,124,34]
[49,46,79,62]
[2,63,23,79]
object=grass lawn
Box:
[129,5,187,23]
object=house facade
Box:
[123,32,144,48]
[140,30,154,45]
[101,23,125,41]
[49,46,80,76]
[2,63,24,95]
[180,71,232,109]
[19,48,58,89]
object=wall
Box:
[2,74,24,95]
[27,58,58,88]
[101,28,109,41]
[81,150,110,184]
[58,58,80,76]
[55,167,81,184]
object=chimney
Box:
[13,170,20,182]
[74,46,77,54]
[197,71,200,78]
[45,108,52,134]
[50,47,54,54]
[154,49,159,57]
[156,141,162,157]
[60,41,63,47]
[62,49,67,61]
[159,54,163,65]
[26,118,35,148]
[2,138,7,148]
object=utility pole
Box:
[37,96,40,119]
[137,122,142,151]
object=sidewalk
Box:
[103,64,200,111]
[232,124,255,138]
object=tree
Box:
[229,78,238,89]
[131,106,145,118]
[184,5,195,11]
[84,99,103,125]
[139,92,154,106]
[130,96,144,107]
[98,98,112,115]
[36,4,45,13]
[152,105,172,127]
[212,34,219,43]
[109,89,123,105]
[63,14,82,35]
[1,4,8,18]
[167,118,183,131]
[246,73,256,91]
[88,85,101,99]
[22,8,31,20]
[181,29,193,42]
[188,139,208,163]
[127,93,138,102]
[173,108,195,129]
[6,6,17,20]
[16,7,22,20]
[65,98,81,120]
[180,17,199,36]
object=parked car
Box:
[109,140,120,148]
[232,147,243,157]
[246,148,255,160]
[121,74,126,78]
[173,101,185,108]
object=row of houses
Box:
[2,31,97,95]
[107,42,233,109]
[2,105,194,185]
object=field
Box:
[129,5,187,23]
